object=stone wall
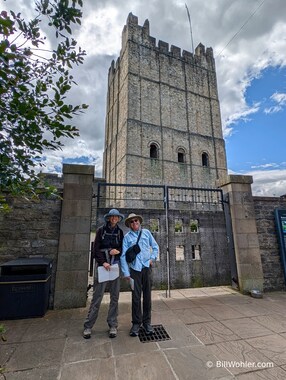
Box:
[94,207,231,290]
[0,183,62,307]
[253,196,286,291]
[1,169,286,313]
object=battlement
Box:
[108,13,215,81]
[122,13,214,62]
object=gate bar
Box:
[164,185,171,298]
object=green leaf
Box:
[0,0,89,206]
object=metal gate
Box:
[91,183,236,295]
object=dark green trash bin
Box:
[0,257,53,320]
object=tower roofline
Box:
[121,13,214,64]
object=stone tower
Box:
[103,13,227,188]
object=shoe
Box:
[143,323,154,335]
[129,323,140,337]
[109,327,117,338]
[83,328,91,339]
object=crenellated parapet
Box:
[108,12,215,83]
[122,13,214,66]
[108,57,121,85]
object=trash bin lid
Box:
[0,257,52,268]
[0,257,53,277]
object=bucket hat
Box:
[104,209,124,222]
[125,213,143,227]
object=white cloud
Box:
[271,92,286,104]
[264,105,283,114]
[264,92,286,114]
[224,103,260,132]
[77,7,122,56]
[250,163,279,169]
[3,0,286,193]
[248,169,286,197]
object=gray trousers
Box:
[84,275,120,329]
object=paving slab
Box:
[209,339,274,376]
[1,286,286,380]
[60,358,116,380]
[172,306,215,324]
[5,366,60,380]
[220,317,274,339]
[186,320,240,345]
[235,367,286,379]
[246,333,286,366]
[4,338,66,371]
[115,351,177,380]
[163,345,233,380]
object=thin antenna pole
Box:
[185,3,194,54]
[217,0,265,57]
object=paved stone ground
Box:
[1,286,286,379]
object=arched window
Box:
[150,143,159,159]
[202,152,209,167]
[177,148,186,163]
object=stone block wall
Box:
[93,207,231,290]
[1,167,286,313]
[253,196,286,291]
[0,175,63,307]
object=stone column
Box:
[220,175,264,293]
[54,164,94,309]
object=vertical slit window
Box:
[202,152,209,167]
[150,144,158,159]
[178,148,185,163]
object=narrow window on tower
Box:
[150,143,159,159]
[202,152,209,167]
[177,148,186,163]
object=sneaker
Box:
[83,328,91,339]
[129,323,140,337]
[109,327,117,338]
[143,323,154,335]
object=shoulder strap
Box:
[104,249,114,265]
[136,230,142,244]
[101,224,107,240]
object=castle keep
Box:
[103,13,227,188]
[2,13,281,313]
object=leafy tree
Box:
[0,0,88,210]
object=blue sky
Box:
[226,65,286,195]
[227,66,286,170]
[4,0,286,196]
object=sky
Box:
[3,0,286,196]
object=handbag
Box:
[126,230,142,263]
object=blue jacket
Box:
[120,228,159,277]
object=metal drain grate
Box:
[138,324,171,343]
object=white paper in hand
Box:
[97,264,119,283]
[130,277,134,291]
